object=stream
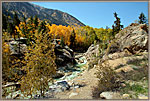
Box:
[5,55,87,99]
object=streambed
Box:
[4,55,87,99]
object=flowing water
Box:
[4,55,87,99]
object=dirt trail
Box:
[55,67,99,99]
[55,52,148,99]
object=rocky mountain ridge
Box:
[2,2,85,26]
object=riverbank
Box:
[3,53,88,99]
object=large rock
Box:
[52,72,65,79]
[138,94,148,99]
[49,80,70,93]
[9,37,27,56]
[100,91,122,99]
[8,37,75,67]
[84,44,99,61]
[55,44,75,67]
[122,94,130,99]
[107,24,148,55]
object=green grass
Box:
[119,79,148,99]
[130,84,148,94]
[115,64,125,70]
[127,58,148,67]
[130,65,139,70]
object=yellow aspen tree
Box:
[20,30,56,98]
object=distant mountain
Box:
[2,2,85,26]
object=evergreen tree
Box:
[33,15,39,27]
[28,16,33,24]
[7,22,15,38]
[13,12,21,52]
[112,12,123,37]
[38,21,46,33]
[106,26,109,30]
[21,17,27,37]
[88,29,97,44]
[61,36,65,47]
[21,16,27,38]
[13,12,20,27]
[2,14,8,31]
[23,16,26,24]
[70,29,76,50]
[138,12,147,24]
[94,31,98,42]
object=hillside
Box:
[54,23,148,99]
[2,23,148,99]
[2,2,85,26]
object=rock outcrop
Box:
[8,37,76,68]
[8,37,27,56]
[95,23,149,99]
[106,23,148,55]
[55,44,75,67]
[84,44,99,61]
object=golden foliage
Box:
[20,30,57,97]
[2,32,11,83]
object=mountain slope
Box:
[2,2,85,26]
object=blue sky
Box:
[31,2,148,28]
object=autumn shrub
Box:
[2,32,27,84]
[2,32,12,83]
[92,59,121,98]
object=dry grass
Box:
[92,59,122,99]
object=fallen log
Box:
[2,82,21,89]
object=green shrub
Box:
[92,60,122,98]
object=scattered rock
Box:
[34,94,41,99]
[66,63,73,68]
[94,65,97,68]
[68,81,74,86]
[107,51,130,60]
[49,80,70,93]
[100,92,122,99]
[44,92,54,99]
[34,93,54,99]
[74,85,80,89]
[9,40,27,55]
[69,92,78,98]
[120,83,126,87]
[75,54,83,59]
[122,94,130,99]
[138,94,148,99]
[79,59,84,64]
[12,94,20,99]
[115,65,134,73]
[65,72,72,76]
[52,72,65,79]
